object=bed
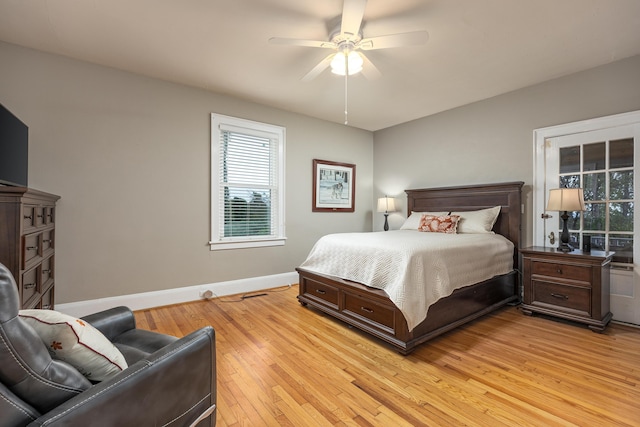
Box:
[296,181,524,354]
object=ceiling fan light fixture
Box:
[330,51,363,76]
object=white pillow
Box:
[19,309,128,381]
[451,206,501,233]
[400,211,449,230]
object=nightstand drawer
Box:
[343,293,395,331]
[532,280,590,314]
[531,260,591,283]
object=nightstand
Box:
[520,246,613,332]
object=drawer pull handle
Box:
[24,215,33,220]
[42,269,51,274]
[315,289,326,295]
[42,305,51,310]
[24,283,36,289]
[37,214,43,218]
[557,268,563,274]
[43,239,52,243]
[360,306,374,313]
[551,293,569,300]
[26,246,38,251]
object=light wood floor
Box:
[134,285,640,426]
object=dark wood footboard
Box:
[297,267,518,354]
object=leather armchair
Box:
[0,263,216,427]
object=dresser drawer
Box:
[41,284,55,310]
[41,255,54,284]
[21,267,40,306]
[343,293,395,331]
[22,233,41,268]
[22,204,37,230]
[35,206,48,228]
[531,280,591,315]
[303,279,339,308]
[531,260,591,283]
[44,206,55,226]
[42,229,55,252]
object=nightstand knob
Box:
[557,268,563,274]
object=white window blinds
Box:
[210,114,285,250]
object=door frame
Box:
[533,110,640,246]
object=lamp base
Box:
[558,210,574,252]
[383,213,389,231]
[558,243,573,253]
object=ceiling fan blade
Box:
[360,54,381,80]
[341,0,367,38]
[269,37,335,49]
[358,31,429,50]
[301,53,336,82]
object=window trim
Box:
[210,113,286,250]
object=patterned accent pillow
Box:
[418,214,460,234]
[19,310,128,381]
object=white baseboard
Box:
[56,271,299,318]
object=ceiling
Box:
[1,0,639,131]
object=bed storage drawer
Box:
[343,292,395,332]
[301,278,339,309]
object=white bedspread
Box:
[299,230,514,331]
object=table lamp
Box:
[546,188,585,252]
[377,196,396,231]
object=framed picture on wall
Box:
[312,159,356,212]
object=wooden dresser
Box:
[0,186,60,309]
[520,246,613,332]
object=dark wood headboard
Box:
[406,182,524,263]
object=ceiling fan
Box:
[269,0,429,82]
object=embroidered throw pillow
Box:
[418,214,460,234]
[19,309,128,381]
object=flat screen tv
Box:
[0,103,28,187]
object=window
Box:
[210,114,285,250]
[558,138,634,264]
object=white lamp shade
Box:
[377,197,396,213]
[331,51,364,76]
[546,188,586,211]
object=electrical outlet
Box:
[199,289,214,299]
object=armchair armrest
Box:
[81,306,136,341]
[30,326,216,427]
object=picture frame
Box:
[312,159,356,212]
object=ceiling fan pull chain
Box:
[344,74,349,125]
[344,53,349,125]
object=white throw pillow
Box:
[19,309,128,381]
[451,206,501,233]
[400,211,449,230]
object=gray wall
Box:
[373,55,640,245]
[0,41,374,303]
[3,39,639,304]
